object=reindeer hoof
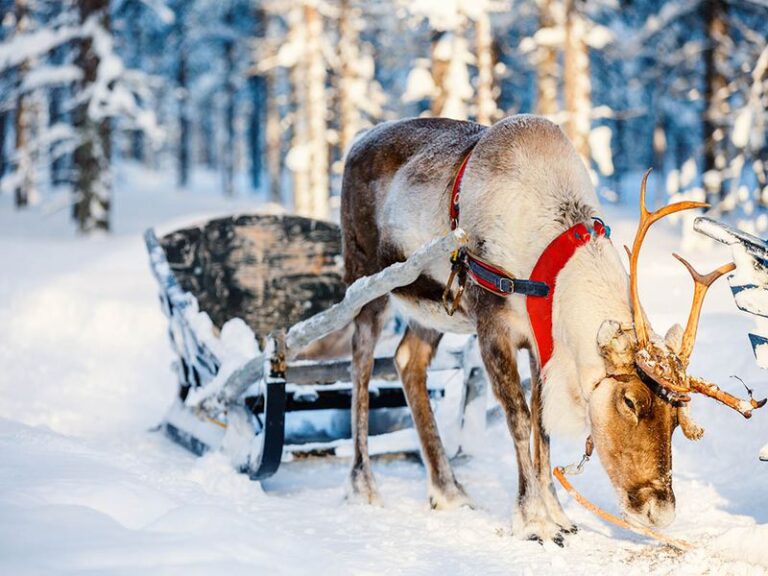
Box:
[526,534,544,545]
[346,468,381,506]
[516,512,571,546]
[428,492,474,511]
[428,482,473,510]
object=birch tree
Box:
[271,1,330,219]
[336,0,384,156]
[305,3,328,219]
[13,0,34,208]
[474,8,498,124]
[563,0,590,163]
[535,0,559,118]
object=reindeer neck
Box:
[547,239,632,401]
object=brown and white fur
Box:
[340,115,679,543]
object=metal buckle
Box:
[498,277,514,294]
[442,248,468,316]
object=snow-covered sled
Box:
[145,214,486,480]
[694,217,768,461]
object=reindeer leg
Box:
[530,353,576,535]
[395,323,472,510]
[477,313,562,544]
[347,297,387,505]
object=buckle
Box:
[498,277,514,294]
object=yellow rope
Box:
[553,466,692,551]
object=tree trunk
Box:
[475,9,496,125]
[430,21,470,120]
[702,0,729,205]
[0,110,6,179]
[199,97,217,170]
[304,3,329,219]
[563,0,591,164]
[430,30,449,117]
[48,43,69,187]
[14,0,33,209]
[338,0,359,156]
[536,0,559,117]
[289,5,310,215]
[176,8,190,189]
[74,0,111,233]
[266,67,281,204]
[249,6,268,193]
[248,76,264,192]
[222,6,236,197]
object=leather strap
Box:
[527,219,610,369]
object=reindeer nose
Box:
[644,496,676,528]
[627,486,676,528]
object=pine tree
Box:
[73,0,111,233]
[702,0,729,205]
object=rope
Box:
[553,466,692,551]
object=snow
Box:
[1,164,768,574]
[589,125,614,176]
[403,62,435,102]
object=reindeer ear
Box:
[664,324,684,355]
[678,405,704,440]
[597,320,635,373]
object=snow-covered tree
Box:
[72,0,112,233]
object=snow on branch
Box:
[0,24,84,73]
[22,65,82,93]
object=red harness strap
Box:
[527,220,609,368]
[450,153,472,231]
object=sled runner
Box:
[694,217,768,461]
[145,213,487,480]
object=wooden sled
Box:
[145,214,487,480]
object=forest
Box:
[0,0,766,233]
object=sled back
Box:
[159,213,345,341]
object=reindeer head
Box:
[588,170,765,529]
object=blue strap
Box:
[466,258,550,297]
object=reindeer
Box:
[340,115,761,544]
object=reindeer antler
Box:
[615,170,766,423]
[628,169,709,347]
[689,376,766,418]
[670,255,766,417]
[672,254,736,367]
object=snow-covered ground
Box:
[1,165,767,575]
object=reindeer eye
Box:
[624,397,636,412]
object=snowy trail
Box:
[1,176,767,575]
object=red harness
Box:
[449,151,610,369]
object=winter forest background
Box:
[0,0,766,233]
